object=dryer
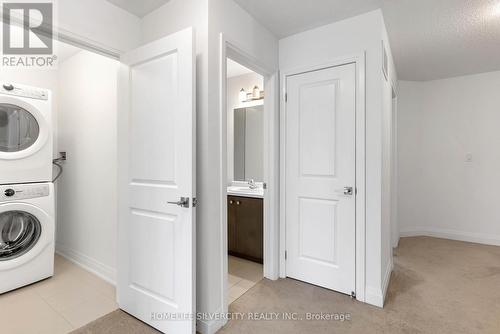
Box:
[0,182,54,293]
[0,83,53,185]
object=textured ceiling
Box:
[382,0,500,80]
[233,0,381,39]
[105,0,170,17]
[234,0,500,81]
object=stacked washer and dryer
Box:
[0,82,55,293]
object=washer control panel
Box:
[0,184,50,201]
[0,82,48,100]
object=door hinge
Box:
[351,291,356,299]
[284,93,288,102]
[285,251,287,260]
[192,197,197,207]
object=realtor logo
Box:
[1,1,56,67]
[2,2,53,54]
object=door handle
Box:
[336,187,354,196]
[343,187,354,196]
[167,197,190,208]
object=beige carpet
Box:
[73,237,500,334]
[70,310,160,334]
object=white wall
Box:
[57,0,141,53]
[226,72,264,183]
[380,15,397,303]
[55,51,120,283]
[1,0,142,54]
[279,9,397,307]
[398,71,500,246]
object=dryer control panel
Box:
[0,184,50,202]
[0,83,48,100]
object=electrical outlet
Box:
[465,153,472,163]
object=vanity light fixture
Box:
[239,88,246,102]
[252,85,260,99]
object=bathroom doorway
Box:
[226,58,265,304]
[219,36,280,314]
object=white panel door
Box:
[117,28,195,334]
[285,63,356,295]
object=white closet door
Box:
[285,63,356,295]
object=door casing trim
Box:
[280,53,366,302]
[218,33,280,319]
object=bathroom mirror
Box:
[232,105,263,182]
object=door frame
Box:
[280,53,366,302]
[219,33,280,315]
[390,83,399,249]
[27,23,121,285]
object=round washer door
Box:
[0,203,53,270]
[0,96,49,160]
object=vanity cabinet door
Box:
[227,195,263,263]
[228,197,238,253]
[235,196,263,263]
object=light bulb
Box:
[493,3,500,16]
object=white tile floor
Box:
[228,256,263,304]
[0,254,118,334]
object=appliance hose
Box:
[52,160,63,182]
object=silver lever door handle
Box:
[335,187,354,196]
[343,187,354,196]
[167,197,190,208]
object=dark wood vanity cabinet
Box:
[227,195,263,263]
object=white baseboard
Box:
[365,258,393,308]
[392,236,400,248]
[55,243,116,285]
[365,286,383,308]
[400,227,500,247]
[382,257,393,301]
[196,307,226,334]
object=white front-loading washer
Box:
[0,182,54,294]
[0,82,53,185]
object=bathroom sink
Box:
[227,185,264,198]
[229,186,258,191]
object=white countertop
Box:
[227,183,264,199]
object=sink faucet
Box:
[248,179,258,189]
